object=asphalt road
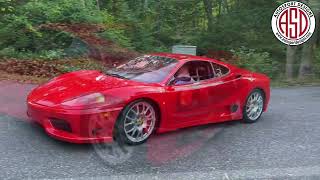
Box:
[0,81,320,180]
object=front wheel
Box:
[114,100,157,145]
[242,89,265,123]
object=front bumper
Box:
[27,101,122,144]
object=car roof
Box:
[149,52,233,67]
[149,52,208,61]
[139,53,238,85]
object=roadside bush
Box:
[0,0,115,57]
[231,47,280,79]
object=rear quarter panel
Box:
[251,72,271,111]
[232,68,270,113]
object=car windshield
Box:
[105,55,178,83]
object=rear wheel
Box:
[242,89,264,123]
[114,100,157,145]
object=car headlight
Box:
[61,93,106,107]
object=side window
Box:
[191,61,214,81]
[172,61,214,85]
[211,62,229,78]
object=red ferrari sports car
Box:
[27,53,270,145]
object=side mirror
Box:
[170,76,192,85]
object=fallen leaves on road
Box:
[0,58,107,84]
[0,71,49,84]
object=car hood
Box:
[28,70,141,106]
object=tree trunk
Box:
[298,40,314,79]
[236,0,240,8]
[96,0,100,10]
[111,0,117,16]
[286,46,298,80]
[155,0,162,36]
[203,0,214,32]
[317,17,320,47]
[298,9,319,79]
[222,0,229,14]
[317,12,320,47]
[144,0,148,9]
[218,0,222,17]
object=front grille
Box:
[49,118,72,133]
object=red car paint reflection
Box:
[146,125,223,166]
[0,81,35,120]
[93,125,224,166]
[27,53,270,143]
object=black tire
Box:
[242,89,265,123]
[114,100,157,145]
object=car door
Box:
[164,61,213,127]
